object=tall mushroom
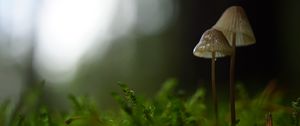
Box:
[193,28,233,125]
[213,6,256,126]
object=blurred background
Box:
[0,0,299,108]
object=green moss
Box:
[0,79,298,126]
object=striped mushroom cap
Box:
[193,28,233,58]
[213,6,256,46]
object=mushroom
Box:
[212,6,256,126]
[193,28,233,125]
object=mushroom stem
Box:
[211,51,218,125]
[229,33,236,126]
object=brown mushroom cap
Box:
[193,28,233,58]
[213,6,255,46]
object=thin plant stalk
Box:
[266,112,273,126]
[229,33,236,126]
[211,51,218,125]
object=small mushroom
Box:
[213,6,256,46]
[213,6,256,126]
[193,29,233,59]
[193,28,233,125]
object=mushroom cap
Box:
[193,28,233,58]
[213,6,255,46]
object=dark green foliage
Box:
[0,100,10,126]
[292,97,300,126]
[0,79,298,126]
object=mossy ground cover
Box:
[0,79,299,126]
